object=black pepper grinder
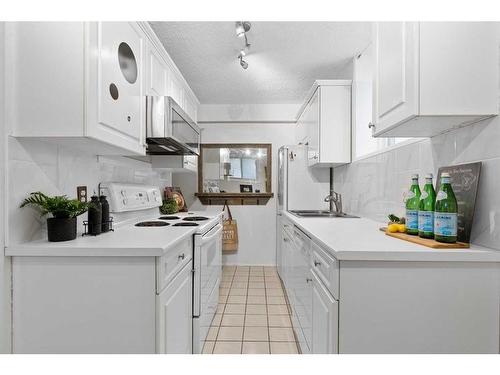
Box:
[88,194,102,235]
[100,195,110,232]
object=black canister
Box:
[100,195,110,232]
[88,195,102,235]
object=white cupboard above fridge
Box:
[295,80,352,167]
[6,22,199,156]
[372,22,499,138]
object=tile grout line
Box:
[241,266,249,354]
[213,267,235,351]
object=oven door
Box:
[193,223,222,318]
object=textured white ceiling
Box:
[150,22,372,105]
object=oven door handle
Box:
[201,224,222,244]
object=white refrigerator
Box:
[277,145,330,215]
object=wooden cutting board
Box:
[379,227,470,249]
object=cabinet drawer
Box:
[157,237,193,293]
[310,241,339,300]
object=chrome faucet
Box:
[324,191,342,214]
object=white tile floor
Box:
[202,266,300,354]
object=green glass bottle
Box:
[405,174,421,235]
[418,173,436,239]
[434,172,458,243]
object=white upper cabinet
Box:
[373,22,499,137]
[7,22,199,156]
[92,22,145,152]
[184,93,199,123]
[167,69,185,109]
[296,80,352,167]
[146,43,168,96]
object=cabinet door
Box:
[96,22,144,149]
[167,68,185,109]
[311,270,338,354]
[146,44,167,96]
[184,93,198,123]
[373,22,419,134]
[157,262,193,354]
[306,89,320,166]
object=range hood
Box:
[145,96,201,155]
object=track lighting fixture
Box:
[235,21,251,70]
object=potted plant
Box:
[20,192,89,242]
[160,197,179,215]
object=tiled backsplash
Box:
[334,115,500,250]
[7,137,172,245]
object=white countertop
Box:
[283,212,500,262]
[5,212,222,257]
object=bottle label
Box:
[420,191,428,200]
[406,209,418,230]
[434,213,457,237]
[407,191,416,199]
[418,211,434,233]
[436,191,448,201]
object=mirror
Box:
[199,144,272,195]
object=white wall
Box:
[174,122,295,266]
[0,21,11,354]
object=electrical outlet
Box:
[77,186,88,203]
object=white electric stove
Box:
[101,183,222,354]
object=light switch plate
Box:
[77,186,88,203]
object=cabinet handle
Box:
[283,238,289,242]
[314,260,321,267]
[313,155,318,160]
[306,278,313,283]
[304,142,309,146]
[368,122,375,129]
[178,253,185,260]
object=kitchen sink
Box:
[290,210,360,218]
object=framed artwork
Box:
[164,187,187,212]
[239,184,253,193]
[436,162,481,243]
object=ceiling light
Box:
[235,21,251,37]
[239,56,248,70]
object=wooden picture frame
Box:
[196,143,273,205]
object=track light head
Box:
[239,56,248,70]
[235,21,251,37]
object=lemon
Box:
[387,224,399,233]
[397,224,406,233]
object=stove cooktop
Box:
[158,216,181,220]
[182,216,209,222]
[135,221,170,227]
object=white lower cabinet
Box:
[11,238,195,354]
[156,261,193,354]
[311,270,338,354]
[278,221,500,354]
